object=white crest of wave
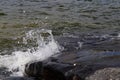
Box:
[0,29,61,76]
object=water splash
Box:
[0,29,61,76]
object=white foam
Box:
[0,29,61,76]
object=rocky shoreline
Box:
[2,58,120,80]
[1,33,120,80]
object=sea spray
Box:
[0,29,61,76]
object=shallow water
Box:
[0,0,120,79]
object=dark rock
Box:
[42,65,66,80]
[73,75,82,80]
[66,73,83,80]
[24,61,43,79]
[45,62,75,73]
[50,57,58,62]
[42,62,74,80]
[65,64,105,80]
[3,77,34,80]
[24,61,74,80]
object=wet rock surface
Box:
[24,61,73,80]
[86,67,120,80]
[23,59,120,80]
[24,61,43,78]
[42,64,66,80]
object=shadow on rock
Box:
[42,65,66,80]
